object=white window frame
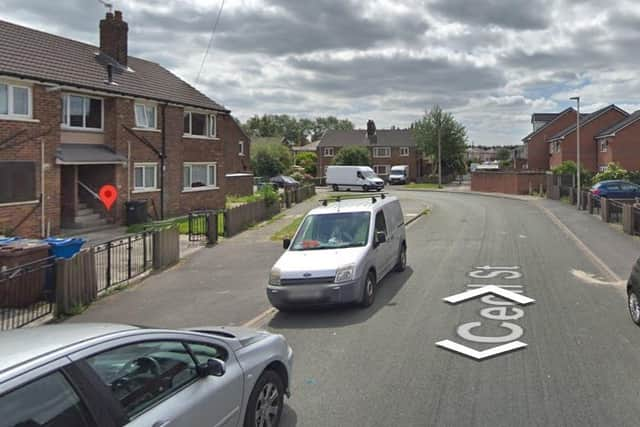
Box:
[134,103,158,130]
[183,162,218,192]
[599,166,607,172]
[0,81,32,119]
[133,163,158,192]
[549,143,554,154]
[61,94,104,131]
[239,140,245,156]
[600,140,608,152]
[323,147,334,157]
[373,147,391,158]
[183,111,217,139]
[373,164,390,175]
[399,147,410,157]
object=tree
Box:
[333,146,371,166]
[251,142,292,177]
[496,147,511,161]
[296,152,317,176]
[242,115,354,146]
[412,106,468,177]
[552,160,593,186]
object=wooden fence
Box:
[282,185,316,208]
[225,200,281,237]
[56,249,97,314]
[153,227,180,270]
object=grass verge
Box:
[403,183,440,189]
[271,215,305,241]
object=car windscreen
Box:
[290,212,371,250]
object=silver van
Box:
[267,195,407,310]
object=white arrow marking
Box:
[474,266,520,270]
[436,339,527,360]
[443,285,535,305]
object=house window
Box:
[323,147,334,157]
[61,94,102,130]
[0,161,36,204]
[600,140,608,152]
[549,143,554,154]
[184,112,216,137]
[599,166,607,172]
[373,147,391,158]
[554,141,560,153]
[239,140,245,156]
[135,103,157,129]
[183,163,217,190]
[373,165,390,175]
[0,82,31,118]
[133,163,158,191]
[399,147,410,157]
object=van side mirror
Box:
[374,231,386,247]
[283,238,291,249]
[198,358,225,377]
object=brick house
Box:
[0,12,251,237]
[521,108,579,170]
[594,110,640,172]
[317,121,421,181]
[547,105,628,172]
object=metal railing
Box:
[188,210,222,242]
[92,232,153,292]
[78,180,101,201]
[634,206,640,236]
[0,256,56,330]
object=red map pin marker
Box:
[98,184,118,211]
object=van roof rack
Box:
[319,193,388,206]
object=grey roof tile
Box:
[318,129,416,147]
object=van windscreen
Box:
[290,212,371,251]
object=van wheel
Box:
[628,289,640,326]
[332,184,339,191]
[362,185,369,192]
[395,244,407,272]
[360,271,376,308]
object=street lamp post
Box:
[438,119,442,189]
[570,96,581,209]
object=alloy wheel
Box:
[629,292,640,325]
[255,382,280,427]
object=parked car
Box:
[628,257,640,326]
[270,175,299,189]
[591,180,640,201]
[388,165,409,185]
[267,194,406,310]
[0,323,293,427]
[326,165,385,192]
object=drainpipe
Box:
[160,103,167,220]
[41,139,45,237]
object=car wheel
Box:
[395,244,407,272]
[360,271,376,308]
[332,184,339,191]
[273,303,295,312]
[628,289,640,326]
[376,188,382,192]
[244,370,285,427]
[362,185,369,192]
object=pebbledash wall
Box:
[0,82,250,237]
[471,171,547,195]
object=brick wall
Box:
[225,175,254,197]
[317,145,420,180]
[596,138,614,170]
[550,109,628,172]
[221,116,251,174]
[604,120,640,171]
[526,110,577,170]
[471,171,547,195]
[0,83,61,237]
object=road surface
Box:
[268,190,640,426]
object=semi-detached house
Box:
[0,11,251,238]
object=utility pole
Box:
[438,115,442,189]
[571,96,581,209]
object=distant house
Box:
[547,105,628,172]
[521,108,580,170]
[317,120,421,181]
[594,110,640,172]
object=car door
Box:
[605,182,621,198]
[372,210,393,277]
[619,183,638,199]
[73,335,243,427]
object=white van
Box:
[326,165,385,192]
[388,165,409,185]
[267,195,407,310]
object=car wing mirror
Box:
[198,358,226,377]
[283,238,291,249]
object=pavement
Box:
[70,189,430,327]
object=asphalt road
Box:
[269,190,640,427]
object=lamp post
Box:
[570,96,581,209]
[438,119,442,188]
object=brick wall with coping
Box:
[471,171,547,195]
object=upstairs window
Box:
[184,112,216,138]
[323,147,334,157]
[61,94,102,130]
[0,82,31,118]
[239,140,245,156]
[600,140,609,152]
[373,147,391,158]
[135,103,157,129]
[399,147,410,157]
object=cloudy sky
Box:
[2,0,640,145]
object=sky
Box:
[2,0,640,145]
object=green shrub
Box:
[296,152,317,176]
[552,160,592,186]
[333,146,371,166]
[593,163,629,183]
[259,184,280,206]
[251,142,292,177]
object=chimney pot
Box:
[100,10,128,66]
[105,12,114,20]
[115,10,123,21]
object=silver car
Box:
[0,323,293,427]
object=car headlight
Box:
[269,268,281,286]
[335,264,356,283]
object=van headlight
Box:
[269,268,281,286]
[335,264,356,283]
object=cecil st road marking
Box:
[436,266,535,360]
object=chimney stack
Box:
[100,10,128,66]
[367,119,377,144]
